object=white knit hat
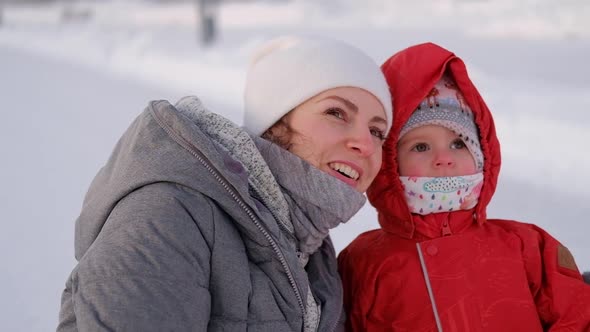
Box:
[243,36,393,136]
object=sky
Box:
[1,0,589,330]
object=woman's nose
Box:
[346,128,377,156]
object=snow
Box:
[1,0,589,330]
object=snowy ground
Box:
[1,0,589,330]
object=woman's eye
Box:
[370,128,386,141]
[411,143,429,152]
[325,107,345,120]
[451,139,467,149]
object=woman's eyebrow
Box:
[317,96,358,112]
[371,116,387,125]
[317,96,387,125]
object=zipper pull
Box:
[441,222,452,236]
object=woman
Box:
[57,36,392,331]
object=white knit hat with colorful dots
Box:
[399,74,484,171]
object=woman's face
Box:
[281,87,387,193]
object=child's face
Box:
[397,125,477,177]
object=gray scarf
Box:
[175,96,366,258]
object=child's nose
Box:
[434,151,454,168]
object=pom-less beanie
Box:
[243,36,393,136]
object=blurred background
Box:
[1,0,589,330]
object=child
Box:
[338,42,590,331]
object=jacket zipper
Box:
[151,107,306,315]
[417,243,444,332]
[441,221,452,236]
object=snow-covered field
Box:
[1,0,589,330]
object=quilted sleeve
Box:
[58,183,214,332]
[521,224,590,331]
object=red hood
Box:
[367,42,501,238]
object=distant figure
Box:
[57,36,393,331]
[60,4,92,23]
[584,271,590,285]
[339,42,590,331]
[196,0,219,46]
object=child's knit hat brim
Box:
[399,75,484,171]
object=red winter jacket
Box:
[338,43,590,332]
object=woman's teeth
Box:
[329,162,359,180]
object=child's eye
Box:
[451,139,467,149]
[370,127,386,141]
[325,107,345,120]
[411,143,429,152]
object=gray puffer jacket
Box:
[57,97,366,331]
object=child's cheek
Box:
[399,157,427,177]
[408,165,428,177]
